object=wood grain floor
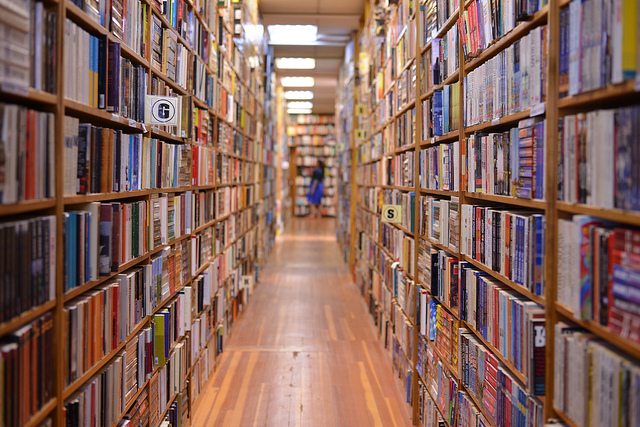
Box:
[191,218,412,427]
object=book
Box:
[419,141,460,191]
[0,313,54,426]
[0,104,55,204]
[0,215,56,322]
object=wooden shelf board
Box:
[0,86,57,107]
[24,397,57,427]
[420,188,457,197]
[0,199,56,217]
[64,99,146,132]
[557,201,640,225]
[556,305,640,360]
[463,192,546,209]
[461,254,546,306]
[435,9,460,41]
[463,109,532,133]
[558,80,637,110]
[0,300,57,337]
[63,189,150,205]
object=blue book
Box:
[443,85,450,134]
[612,265,640,305]
[433,90,443,136]
[69,213,78,290]
[534,121,545,199]
[534,215,544,295]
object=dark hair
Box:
[318,159,325,169]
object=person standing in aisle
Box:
[307,160,325,218]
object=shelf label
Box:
[146,95,179,126]
[357,104,366,116]
[382,204,402,223]
[355,129,365,140]
[530,103,545,117]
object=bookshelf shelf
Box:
[556,201,640,225]
[64,1,108,36]
[419,188,457,197]
[64,99,146,132]
[0,198,56,217]
[0,300,56,337]
[421,72,460,100]
[435,9,460,41]
[0,86,57,107]
[24,398,57,427]
[463,109,532,133]
[463,192,547,210]
[557,80,638,110]
[553,408,580,427]
[63,189,150,204]
[556,305,640,360]
[461,255,546,306]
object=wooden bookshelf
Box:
[345,0,640,425]
[0,0,272,426]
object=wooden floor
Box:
[191,218,412,427]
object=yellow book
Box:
[622,0,638,78]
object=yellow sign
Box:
[381,205,402,223]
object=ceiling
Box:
[260,0,365,114]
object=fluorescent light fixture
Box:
[268,25,317,45]
[284,91,314,100]
[281,76,315,87]
[288,108,313,115]
[287,101,313,109]
[276,57,316,69]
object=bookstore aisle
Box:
[190,218,412,427]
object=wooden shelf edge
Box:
[463,192,546,209]
[0,199,57,217]
[461,254,546,306]
[0,300,57,337]
[557,201,640,225]
[24,397,57,427]
[463,109,532,133]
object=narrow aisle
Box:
[191,219,412,427]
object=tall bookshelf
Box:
[288,114,338,217]
[0,0,273,426]
[350,0,640,425]
[336,40,357,265]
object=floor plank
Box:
[191,219,412,427]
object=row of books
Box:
[0,105,54,204]
[64,19,105,108]
[465,118,546,200]
[464,27,547,126]
[419,196,460,251]
[558,106,640,210]
[421,0,460,44]
[106,42,148,122]
[459,328,544,425]
[460,204,546,296]
[287,124,335,136]
[396,107,415,149]
[460,0,547,59]
[116,0,149,58]
[429,82,461,136]
[460,261,546,394]
[0,313,54,427]
[381,223,415,276]
[422,248,460,314]
[419,141,460,191]
[557,218,640,344]
[429,23,459,86]
[0,215,56,323]
[0,1,57,93]
[554,323,640,426]
[384,151,415,187]
[396,63,416,110]
[559,0,639,97]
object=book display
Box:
[289,115,338,217]
[0,0,273,425]
[348,0,640,425]
[336,40,357,264]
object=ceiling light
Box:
[276,58,316,69]
[281,77,315,87]
[288,109,313,115]
[268,25,317,45]
[284,91,314,100]
[287,101,313,109]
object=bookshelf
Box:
[336,41,357,266]
[0,0,273,426]
[288,115,338,217]
[348,0,640,425]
